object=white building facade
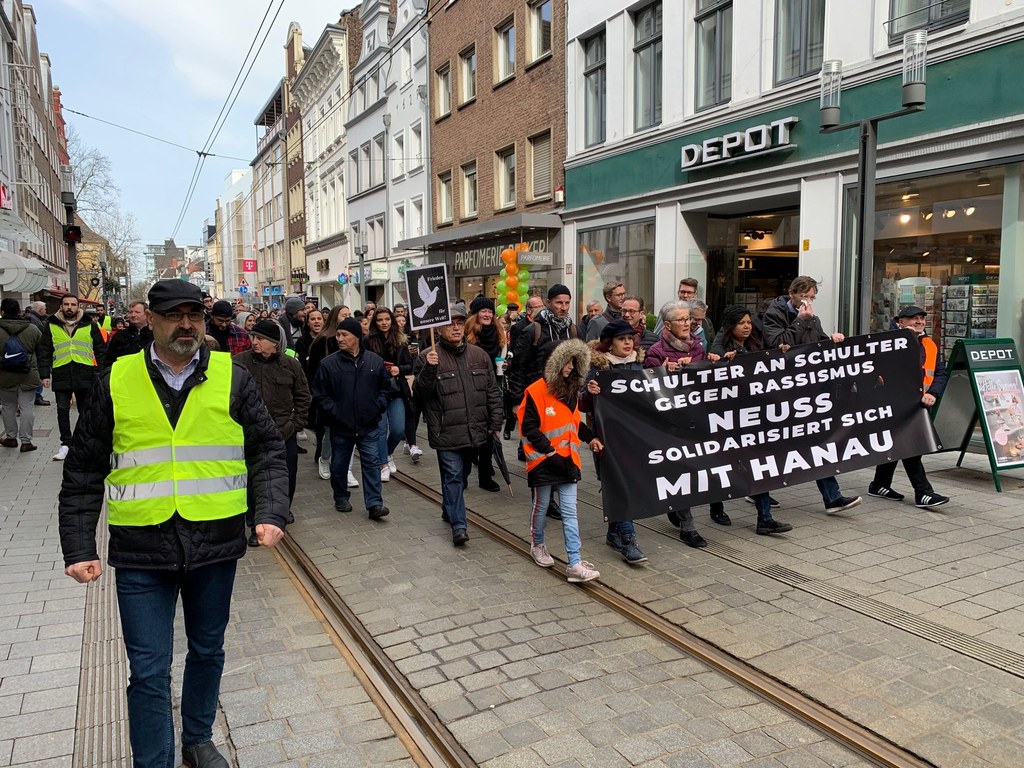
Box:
[252,85,288,310]
[564,0,1024,355]
[218,168,253,302]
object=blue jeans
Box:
[115,560,237,768]
[817,476,842,505]
[530,483,582,567]
[751,493,774,524]
[377,397,406,461]
[330,426,384,509]
[437,448,473,531]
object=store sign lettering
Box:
[452,238,547,274]
[681,117,798,170]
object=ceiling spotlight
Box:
[900,183,920,201]
[964,205,976,216]
[899,213,911,224]
[922,209,933,221]
[743,232,752,241]
[943,208,956,218]
[922,250,931,257]
[976,175,991,188]
[966,256,974,263]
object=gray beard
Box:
[167,336,202,356]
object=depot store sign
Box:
[681,116,798,170]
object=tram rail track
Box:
[271,467,937,768]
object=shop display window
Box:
[870,166,1004,355]
[578,220,655,314]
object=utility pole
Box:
[60,166,78,293]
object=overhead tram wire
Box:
[170,0,287,239]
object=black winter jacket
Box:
[311,348,390,437]
[0,318,42,390]
[363,331,414,401]
[102,325,153,368]
[507,314,578,404]
[761,296,829,349]
[413,338,502,450]
[235,349,311,441]
[58,347,290,571]
[37,312,107,391]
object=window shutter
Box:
[531,133,552,198]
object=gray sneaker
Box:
[530,543,554,567]
[566,561,600,583]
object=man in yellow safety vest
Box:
[37,294,107,460]
[58,279,290,768]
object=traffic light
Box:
[62,225,82,244]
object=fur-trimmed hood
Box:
[543,339,591,402]
[586,339,645,370]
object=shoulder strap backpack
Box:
[1,328,31,373]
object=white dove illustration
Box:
[413,275,439,319]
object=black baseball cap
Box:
[897,305,927,319]
[148,280,204,313]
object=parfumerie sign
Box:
[594,330,938,521]
[680,116,798,170]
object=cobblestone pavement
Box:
[5,396,1024,766]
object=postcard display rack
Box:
[942,278,999,357]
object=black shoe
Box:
[247,531,260,548]
[479,478,501,492]
[620,535,648,563]
[34,397,51,406]
[745,495,780,507]
[452,528,469,546]
[915,492,949,508]
[296,445,308,454]
[710,508,731,526]
[824,495,862,515]
[335,501,353,513]
[756,519,793,535]
[666,510,681,527]
[1,437,16,448]
[868,485,905,501]
[368,505,390,520]
[20,443,37,453]
[182,741,229,768]
[680,530,708,548]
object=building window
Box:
[774,0,825,85]
[360,143,371,191]
[889,0,969,41]
[372,133,385,187]
[495,146,516,209]
[394,202,406,244]
[402,40,413,83]
[437,171,453,224]
[696,0,732,111]
[578,221,656,315]
[583,32,606,147]
[528,131,551,200]
[461,162,478,217]
[460,46,477,103]
[393,131,405,177]
[435,63,451,117]
[410,122,423,171]
[348,149,360,195]
[633,3,662,130]
[529,0,552,62]
[411,197,424,236]
[496,18,516,82]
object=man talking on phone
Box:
[761,275,862,514]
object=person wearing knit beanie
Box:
[547,284,571,300]
[469,296,495,315]
[250,319,282,345]
[337,317,363,339]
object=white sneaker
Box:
[530,543,554,567]
[402,442,411,455]
[317,457,331,480]
[52,445,69,461]
[409,445,423,463]
[387,455,397,474]
[347,471,359,488]
[566,561,600,583]
[297,429,308,442]
[381,465,391,482]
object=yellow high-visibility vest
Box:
[105,351,247,526]
[51,323,96,368]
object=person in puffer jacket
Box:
[519,338,603,583]
[578,320,652,564]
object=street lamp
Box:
[351,226,367,305]
[820,31,928,332]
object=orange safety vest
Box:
[921,335,937,390]
[517,378,582,474]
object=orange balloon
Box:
[593,250,604,264]
[506,262,519,276]
[501,248,516,264]
[505,290,519,303]
[516,242,528,252]
[506,275,519,289]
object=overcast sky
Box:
[42,0,355,246]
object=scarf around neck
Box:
[662,330,693,353]
[605,349,638,366]
[538,308,572,337]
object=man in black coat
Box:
[102,300,153,367]
[58,279,289,768]
[311,317,391,519]
[508,284,579,407]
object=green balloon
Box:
[499,267,508,279]
[496,280,508,294]
[496,304,508,317]
[519,269,531,282]
[517,284,529,296]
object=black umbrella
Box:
[491,435,514,497]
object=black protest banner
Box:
[593,330,939,521]
[405,264,451,331]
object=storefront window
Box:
[578,220,655,317]
[870,166,1005,358]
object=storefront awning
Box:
[0,207,44,247]
[397,213,562,252]
[0,250,49,293]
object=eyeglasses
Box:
[670,317,690,324]
[156,310,205,323]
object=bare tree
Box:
[65,124,119,218]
